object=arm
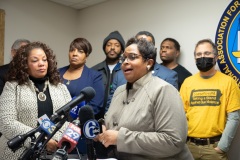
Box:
[0,82,35,139]
[217,110,240,152]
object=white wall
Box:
[78,0,229,74]
[1,0,239,159]
[0,0,78,67]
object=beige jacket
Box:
[0,81,71,160]
[105,72,193,160]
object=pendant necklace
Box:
[66,79,71,85]
[34,80,49,101]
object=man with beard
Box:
[160,38,192,90]
[92,31,125,119]
[180,39,240,160]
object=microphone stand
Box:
[18,132,46,160]
[18,114,68,160]
[51,145,68,160]
[39,116,67,153]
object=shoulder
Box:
[58,66,69,73]
[175,64,192,75]
[1,81,22,97]
[216,71,238,85]
[154,64,177,80]
[156,64,177,75]
[4,81,18,88]
[0,64,10,73]
[0,64,9,69]
[50,83,70,95]
[150,76,174,89]
[84,66,102,79]
[144,76,179,102]
[91,61,106,70]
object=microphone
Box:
[79,105,100,160]
[51,87,95,122]
[7,127,39,152]
[69,100,86,120]
[57,119,81,153]
[38,114,56,135]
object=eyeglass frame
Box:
[119,53,143,63]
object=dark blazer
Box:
[92,61,122,118]
[59,65,104,117]
[106,63,178,111]
[0,64,10,95]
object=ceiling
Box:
[49,0,110,10]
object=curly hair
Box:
[7,41,61,85]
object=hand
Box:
[99,130,118,147]
[46,139,58,152]
[214,147,224,153]
[93,125,106,142]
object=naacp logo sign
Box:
[215,0,240,88]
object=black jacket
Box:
[0,63,9,95]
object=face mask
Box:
[196,57,215,72]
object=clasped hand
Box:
[94,125,118,147]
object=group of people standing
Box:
[0,30,239,160]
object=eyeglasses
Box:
[195,51,214,57]
[119,53,142,63]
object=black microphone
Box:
[51,87,96,122]
[79,105,98,160]
[7,127,39,152]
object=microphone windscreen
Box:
[80,87,96,102]
[79,105,94,125]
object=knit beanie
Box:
[103,31,125,52]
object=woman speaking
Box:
[98,38,193,160]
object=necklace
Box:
[66,80,71,85]
[34,80,49,101]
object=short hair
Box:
[135,31,155,45]
[194,39,217,56]
[11,39,30,50]
[8,42,60,85]
[161,38,180,51]
[69,38,92,56]
[126,37,156,70]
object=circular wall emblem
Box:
[215,0,240,88]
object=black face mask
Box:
[196,57,215,72]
